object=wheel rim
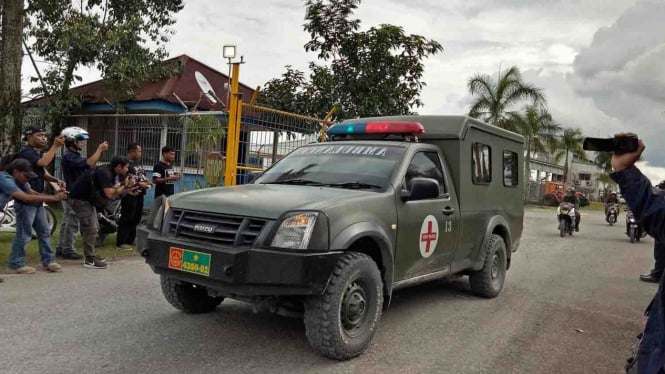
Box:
[341,279,369,338]
[490,251,504,289]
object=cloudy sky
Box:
[21,0,665,180]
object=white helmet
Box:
[60,126,90,141]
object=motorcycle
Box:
[626,209,648,243]
[0,200,57,236]
[557,202,576,237]
[95,198,122,247]
[605,204,620,226]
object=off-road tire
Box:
[469,234,507,298]
[304,252,383,360]
[160,275,224,314]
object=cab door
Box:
[394,149,460,281]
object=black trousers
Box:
[652,241,665,277]
[116,194,144,246]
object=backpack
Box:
[72,167,110,209]
[0,151,20,171]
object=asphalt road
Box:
[0,208,657,374]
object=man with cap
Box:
[1,158,68,274]
[19,126,66,193]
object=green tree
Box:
[25,0,184,135]
[185,115,226,188]
[552,128,587,184]
[259,0,443,120]
[507,106,561,194]
[467,66,544,128]
[594,151,612,173]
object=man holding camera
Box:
[68,156,139,269]
[116,143,151,250]
[610,135,665,373]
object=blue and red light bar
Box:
[326,121,425,136]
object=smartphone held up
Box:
[582,135,639,153]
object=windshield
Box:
[255,143,404,191]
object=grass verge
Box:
[0,205,138,272]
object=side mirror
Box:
[401,177,440,202]
[247,171,262,183]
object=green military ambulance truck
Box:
[137,115,525,360]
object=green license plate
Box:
[168,247,211,277]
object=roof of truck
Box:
[340,115,524,143]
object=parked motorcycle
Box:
[605,204,620,226]
[95,199,122,247]
[557,202,576,237]
[626,209,648,243]
[0,200,57,236]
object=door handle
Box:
[442,206,455,216]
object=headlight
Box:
[271,212,318,249]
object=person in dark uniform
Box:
[640,181,665,283]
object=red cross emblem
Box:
[420,220,437,253]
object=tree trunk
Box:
[563,150,570,184]
[0,0,24,153]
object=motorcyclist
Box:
[561,187,581,232]
[605,191,621,217]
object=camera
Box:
[582,135,638,153]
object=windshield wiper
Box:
[265,179,325,186]
[326,181,383,190]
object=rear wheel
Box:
[160,275,224,313]
[543,195,557,206]
[469,234,507,298]
[304,252,383,360]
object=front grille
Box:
[168,209,268,247]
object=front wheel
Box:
[304,252,383,360]
[160,275,224,313]
[629,228,636,243]
[559,219,566,237]
[45,206,57,235]
[469,234,507,298]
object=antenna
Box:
[195,71,218,104]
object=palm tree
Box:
[467,66,544,128]
[507,106,561,194]
[594,151,612,173]
[552,128,586,184]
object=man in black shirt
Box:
[561,187,581,232]
[116,143,151,250]
[152,146,180,197]
[69,156,138,269]
[19,126,66,193]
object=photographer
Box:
[116,143,150,250]
[68,156,139,269]
[610,135,665,373]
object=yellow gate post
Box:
[224,62,241,186]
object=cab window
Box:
[503,150,518,186]
[404,151,447,195]
[472,143,491,184]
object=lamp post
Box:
[222,45,236,111]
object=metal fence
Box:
[24,108,331,207]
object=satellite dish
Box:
[195,71,218,104]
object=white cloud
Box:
[20,0,665,175]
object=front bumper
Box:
[136,226,343,297]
